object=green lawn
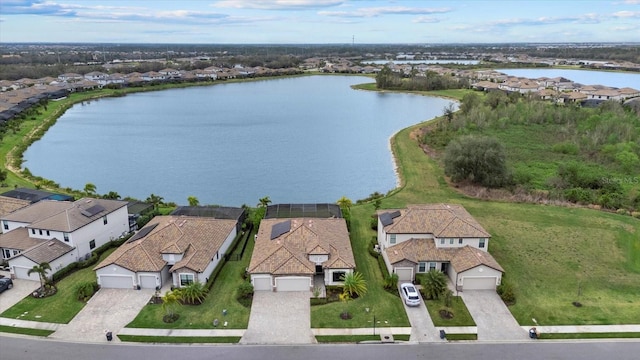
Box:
[117,335,241,343]
[425,297,476,327]
[310,206,410,328]
[0,325,54,337]
[125,229,255,329]
[315,334,410,343]
[0,248,116,323]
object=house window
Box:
[479,238,486,248]
[63,233,69,242]
[46,230,50,236]
[429,262,437,271]
[180,273,194,286]
[2,220,8,230]
[31,229,36,235]
[3,249,11,259]
[418,262,427,273]
[12,250,20,256]
[103,216,108,225]
[440,238,444,245]
[389,234,396,244]
[332,271,346,282]
[458,238,463,244]
[449,238,454,244]
[89,239,96,249]
[39,229,43,235]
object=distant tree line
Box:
[375,65,467,91]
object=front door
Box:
[441,263,449,274]
[315,265,323,274]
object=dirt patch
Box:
[439,309,454,319]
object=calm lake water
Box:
[24,76,454,206]
[366,59,480,65]
[496,69,640,89]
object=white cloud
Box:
[319,6,451,18]
[612,10,640,17]
[213,0,344,10]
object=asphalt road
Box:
[1,335,639,360]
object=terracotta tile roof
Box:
[3,198,127,232]
[0,227,46,251]
[378,204,490,238]
[95,215,237,273]
[386,238,503,273]
[249,218,355,275]
[0,196,30,217]
[20,239,74,264]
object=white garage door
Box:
[462,277,497,290]
[139,275,157,289]
[275,277,310,292]
[99,275,134,289]
[14,266,40,281]
[252,276,272,291]
[394,268,414,282]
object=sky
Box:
[0,0,639,44]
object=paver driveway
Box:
[50,288,154,343]
[398,284,441,342]
[240,291,316,344]
[461,290,526,341]
[0,276,40,314]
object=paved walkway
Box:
[49,288,154,343]
[240,291,316,344]
[461,290,526,341]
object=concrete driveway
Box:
[460,290,526,341]
[240,291,316,344]
[399,285,441,342]
[0,275,40,313]
[50,288,154,343]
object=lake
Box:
[366,59,479,65]
[23,76,455,206]
[496,69,640,89]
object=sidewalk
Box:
[522,325,640,334]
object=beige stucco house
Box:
[377,204,503,291]
[249,217,355,292]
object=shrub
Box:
[383,273,399,290]
[181,282,207,305]
[76,281,99,302]
[444,135,511,188]
[420,270,448,300]
[370,217,378,230]
[616,208,629,215]
[497,281,516,305]
[563,187,594,204]
[237,281,254,299]
[552,141,579,155]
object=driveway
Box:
[240,291,316,344]
[0,275,40,314]
[50,288,154,343]
[460,290,526,341]
[399,285,441,342]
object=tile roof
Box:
[249,218,355,275]
[20,239,74,264]
[378,204,490,238]
[3,198,127,232]
[95,215,237,273]
[386,238,503,273]
[0,196,30,217]
[0,227,46,251]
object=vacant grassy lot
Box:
[0,248,116,323]
[126,230,255,329]
[375,119,640,325]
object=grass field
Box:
[425,297,476,327]
[0,325,54,337]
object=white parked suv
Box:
[400,283,421,306]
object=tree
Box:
[420,270,448,300]
[28,262,52,290]
[340,271,367,298]
[257,196,272,208]
[161,289,182,322]
[180,282,207,305]
[442,103,456,124]
[459,92,481,115]
[83,183,97,196]
[444,135,511,188]
[336,196,353,209]
[103,191,120,200]
[146,193,164,210]
[187,196,200,207]
[0,169,7,183]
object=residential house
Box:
[1,187,73,204]
[94,214,240,289]
[377,204,503,291]
[0,198,129,280]
[249,217,355,292]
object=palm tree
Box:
[187,196,200,207]
[420,270,448,300]
[83,183,97,196]
[27,262,52,290]
[336,196,353,209]
[146,193,164,210]
[181,282,207,305]
[341,271,367,298]
[103,191,121,200]
[161,289,182,322]
[257,196,272,208]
